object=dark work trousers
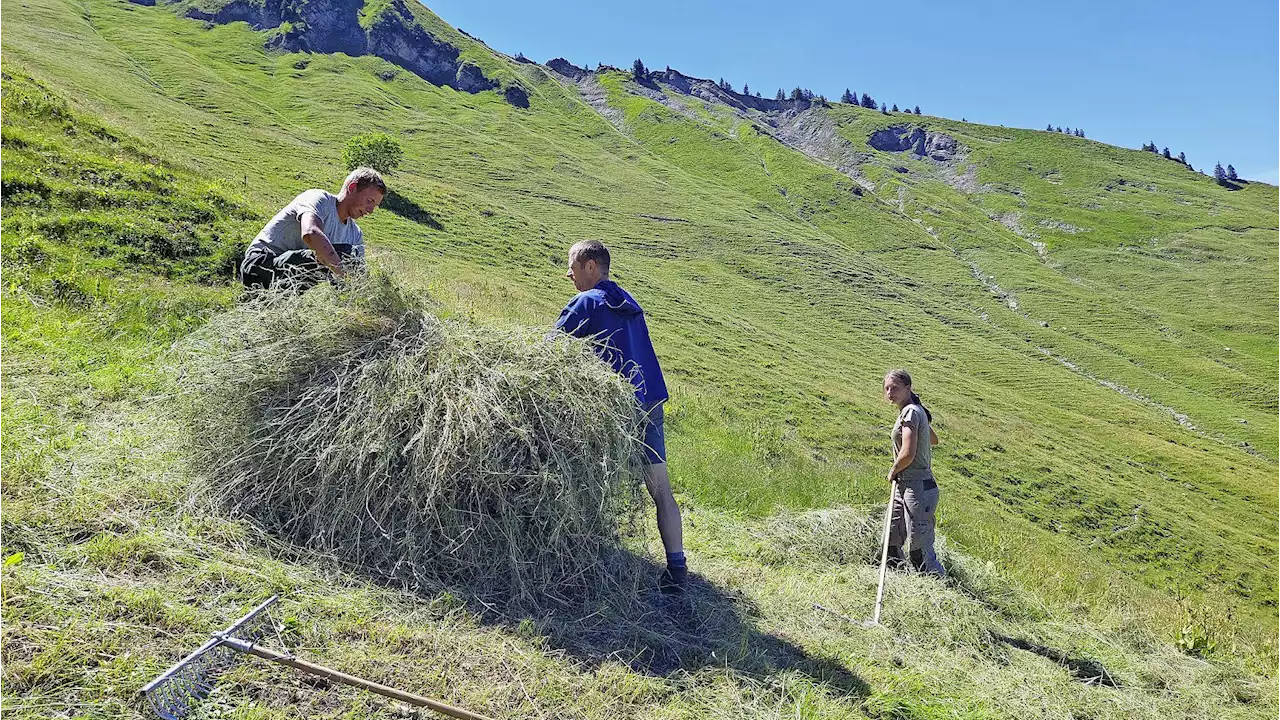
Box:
[887,479,945,577]
[240,244,358,292]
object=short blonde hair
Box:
[342,166,387,194]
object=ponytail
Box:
[909,391,932,423]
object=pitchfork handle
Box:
[220,637,496,720]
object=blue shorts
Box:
[640,401,667,465]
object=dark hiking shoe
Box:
[910,548,927,572]
[659,564,688,594]
[886,545,907,570]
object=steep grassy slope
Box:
[0,73,249,416]
[830,109,1278,449]
[552,70,1280,627]
[1,0,1277,716]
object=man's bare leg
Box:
[644,462,683,554]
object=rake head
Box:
[141,596,279,720]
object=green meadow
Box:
[2,0,1276,716]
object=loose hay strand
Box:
[172,273,645,612]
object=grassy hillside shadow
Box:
[992,633,1119,687]
[522,552,866,695]
[383,189,444,230]
[386,548,869,700]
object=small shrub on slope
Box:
[342,132,404,174]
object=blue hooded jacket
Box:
[555,279,669,405]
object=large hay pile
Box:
[174,274,644,608]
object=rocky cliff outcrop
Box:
[543,59,816,116]
[173,0,527,106]
[546,58,587,81]
[651,68,810,114]
[867,125,958,161]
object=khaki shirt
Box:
[892,404,933,483]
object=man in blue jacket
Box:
[554,240,687,593]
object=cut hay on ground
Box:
[172,273,645,609]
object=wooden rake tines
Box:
[141,596,495,720]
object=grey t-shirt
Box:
[892,404,933,483]
[248,189,364,257]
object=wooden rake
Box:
[814,478,897,627]
[141,595,494,720]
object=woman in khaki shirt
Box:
[883,368,945,576]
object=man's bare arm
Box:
[300,212,346,276]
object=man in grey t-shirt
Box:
[241,167,386,291]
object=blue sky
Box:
[429,0,1279,184]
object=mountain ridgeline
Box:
[2,0,1278,716]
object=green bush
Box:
[341,132,404,174]
[1173,594,1228,658]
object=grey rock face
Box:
[546,58,586,80]
[178,0,527,106]
[925,132,957,161]
[454,62,496,93]
[910,128,928,156]
[503,85,530,108]
[868,126,915,152]
[367,22,460,87]
[293,0,367,56]
[868,125,959,162]
[651,68,802,114]
[655,68,692,94]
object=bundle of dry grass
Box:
[173,273,645,609]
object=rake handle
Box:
[871,478,897,625]
[221,637,496,720]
